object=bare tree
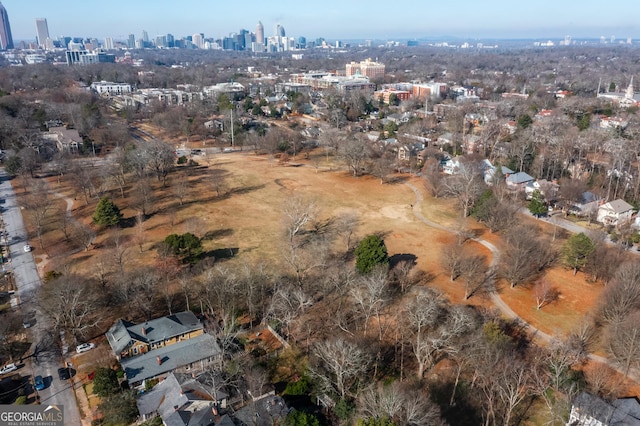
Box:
[70,220,96,251]
[607,311,640,378]
[170,170,190,206]
[599,262,640,326]
[534,279,560,310]
[310,337,371,400]
[340,135,370,177]
[38,274,102,342]
[22,178,53,249]
[459,253,489,300]
[500,226,554,288]
[357,381,442,425]
[133,212,147,253]
[334,211,359,253]
[350,266,389,339]
[442,160,484,217]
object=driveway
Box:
[0,169,82,425]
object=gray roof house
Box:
[106,312,222,387]
[597,199,635,227]
[505,171,534,191]
[567,392,640,425]
[137,372,230,426]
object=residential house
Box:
[137,372,230,426]
[525,179,559,201]
[106,312,222,387]
[442,156,463,175]
[567,392,640,425]
[397,142,425,162]
[505,171,534,191]
[463,134,482,154]
[597,199,635,226]
[482,160,514,186]
[569,191,602,217]
[42,126,82,152]
[436,132,454,148]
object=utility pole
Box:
[230,107,234,148]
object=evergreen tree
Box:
[562,233,595,275]
[528,189,547,217]
[355,235,389,274]
[92,197,123,226]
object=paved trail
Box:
[405,182,639,384]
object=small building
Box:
[597,199,635,226]
[569,191,602,217]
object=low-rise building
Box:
[106,312,222,387]
[597,199,635,226]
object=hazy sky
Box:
[4,0,640,41]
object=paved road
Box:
[0,169,81,425]
[405,182,639,384]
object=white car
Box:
[23,244,31,253]
[76,343,95,354]
[0,363,17,375]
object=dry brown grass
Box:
[13,131,617,345]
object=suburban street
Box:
[0,169,81,426]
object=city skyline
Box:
[3,0,640,43]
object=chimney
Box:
[157,356,162,365]
[141,326,146,335]
[212,406,218,416]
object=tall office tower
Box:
[104,37,114,50]
[142,30,149,43]
[192,33,204,49]
[275,23,285,37]
[256,21,264,44]
[0,2,13,50]
[127,33,135,49]
[35,18,50,48]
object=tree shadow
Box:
[389,253,417,269]
[205,247,239,260]
[202,228,234,241]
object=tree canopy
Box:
[528,189,547,217]
[92,197,123,226]
[92,367,120,397]
[355,235,389,274]
[163,232,203,262]
[562,232,595,275]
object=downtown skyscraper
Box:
[35,18,50,49]
[0,1,13,50]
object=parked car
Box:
[23,244,31,253]
[76,343,95,354]
[34,375,45,391]
[0,363,17,375]
[57,367,70,380]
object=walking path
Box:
[405,182,639,385]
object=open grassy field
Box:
[21,143,606,339]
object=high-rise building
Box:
[256,21,264,44]
[0,2,13,50]
[35,18,50,48]
[192,33,204,49]
[275,24,285,37]
[104,37,114,50]
[127,34,135,49]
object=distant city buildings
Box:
[0,1,13,50]
[35,18,50,49]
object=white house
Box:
[596,199,635,226]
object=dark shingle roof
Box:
[122,333,221,384]
[106,312,203,357]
